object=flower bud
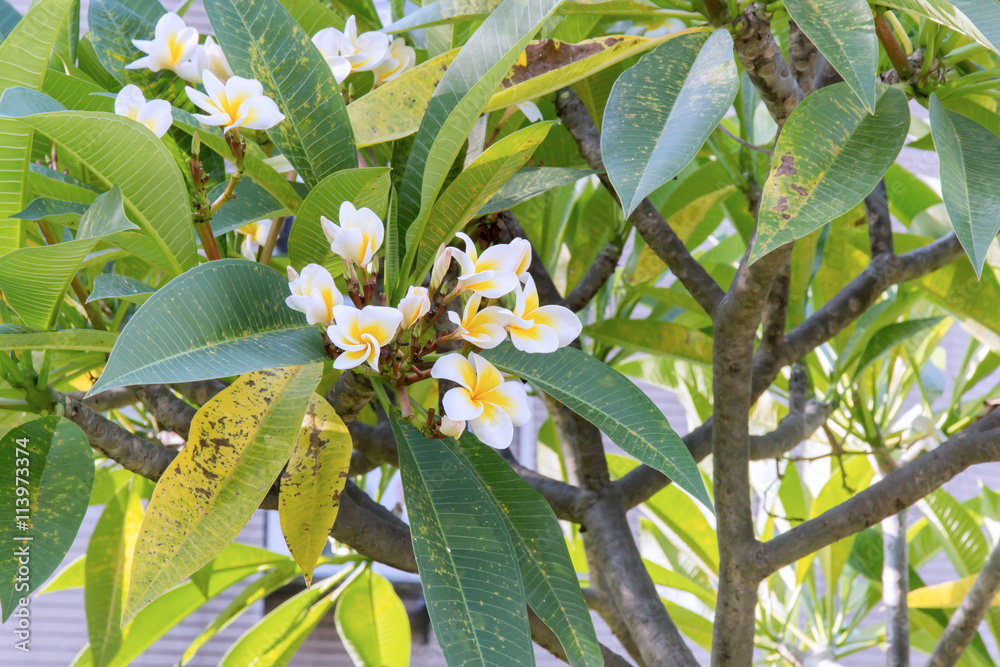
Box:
[430,245,452,293]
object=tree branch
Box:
[564,240,623,312]
[136,385,197,439]
[583,496,699,667]
[325,370,374,425]
[788,21,819,95]
[927,538,1000,667]
[54,389,179,481]
[866,180,894,258]
[733,6,804,126]
[554,87,724,315]
[617,232,964,508]
[756,413,1000,577]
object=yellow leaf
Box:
[348,34,690,147]
[279,393,352,586]
[123,364,322,623]
[907,576,1000,608]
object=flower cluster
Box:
[116,14,284,137]
[283,203,581,449]
[311,16,415,87]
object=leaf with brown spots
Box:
[348,34,670,148]
[0,416,93,622]
[278,394,352,586]
[751,82,909,263]
[122,364,322,624]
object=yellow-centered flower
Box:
[452,232,520,299]
[114,85,172,138]
[448,294,512,349]
[397,286,431,329]
[432,353,529,449]
[126,13,199,75]
[185,71,285,133]
[321,202,384,268]
[507,275,582,353]
[326,305,402,370]
[285,264,344,327]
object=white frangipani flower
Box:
[322,202,384,267]
[176,36,234,84]
[327,305,403,370]
[114,85,173,138]
[285,264,344,327]
[507,275,582,353]
[126,12,199,76]
[452,232,520,299]
[448,294,512,349]
[239,219,272,261]
[439,415,466,439]
[373,38,416,88]
[185,71,285,133]
[509,237,532,278]
[431,353,529,449]
[312,16,390,83]
[311,27,353,84]
[398,286,430,329]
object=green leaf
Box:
[602,29,739,215]
[407,122,555,283]
[585,319,714,365]
[482,341,711,507]
[204,0,357,189]
[396,0,562,255]
[854,316,944,377]
[88,260,328,396]
[0,91,199,273]
[783,0,877,110]
[882,0,1000,53]
[929,94,1000,277]
[0,324,117,352]
[750,82,909,263]
[221,568,356,667]
[0,1,20,40]
[88,274,155,305]
[74,543,286,667]
[478,167,597,215]
[0,186,138,329]
[180,562,300,666]
[278,0,345,34]
[0,416,94,622]
[287,167,391,273]
[278,394,352,586]
[14,197,89,223]
[85,483,143,667]
[122,364,321,623]
[455,432,603,667]
[0,0,81,256]
[208,178,289,236]
[335,568,411,667]
[389,414,535,667]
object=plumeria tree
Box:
[5,0,1000,665]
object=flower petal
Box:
[481,380,530,427]
[469,352,504,393]
[470,404,514,449]
[443,387,484,421]
[509,322,560,354]
[431,353,476,390]
[334,347,369,369]
[532,305,583,347]
[358,305,403,346]
[331,305,362,341]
